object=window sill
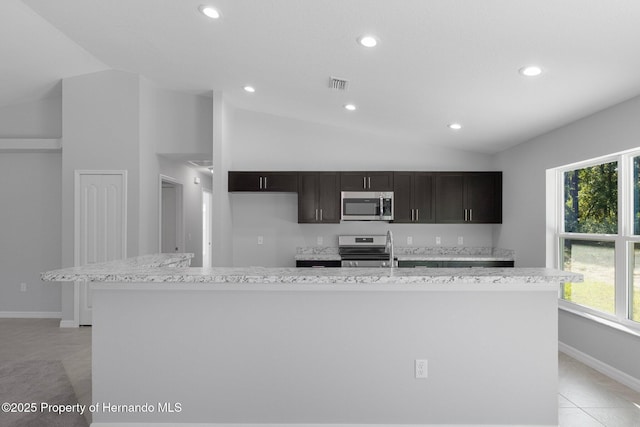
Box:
[559,303,640,339]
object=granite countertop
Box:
[42,254,581,285]
[295,246,515,262]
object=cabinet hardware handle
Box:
[363,177,366,189]
[264,176,267,189]
[320,209,323,221]
[368,176,371,189]
[315,209,318,221]
[411,209,414,221]
[464,209,467,221]
[259,176,263,189]
[469,209,472,222]
[416,209,419,222]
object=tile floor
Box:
[1,318,640,426]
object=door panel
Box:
[77,172,126,326]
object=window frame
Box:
[554,150,640,332]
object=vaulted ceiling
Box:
[4,0,640,153]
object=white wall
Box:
[494,94,640,383]
[0,152,62,315]
[151,87,213,157]
[228,108,497,266]
[0,92,63,316]
[231,109,494,171]
[0,95,62,138]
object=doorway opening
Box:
[160,176,184,253]
[202,189,213,268]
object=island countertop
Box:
[42,253,581,287]
[68,253,575,425]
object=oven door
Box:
[341,192,394,221]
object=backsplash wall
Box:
[230,193,496,267]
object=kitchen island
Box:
[43,256,581,427]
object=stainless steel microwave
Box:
[341,191,394,221]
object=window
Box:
[555,151,640,329]
[564,162,617,234]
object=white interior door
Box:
[76,171,126,326]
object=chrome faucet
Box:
[386,230,395,268]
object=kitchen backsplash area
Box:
[295,245,515,260]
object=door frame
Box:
[158,174,184,253]
[202,188,213,268]
[72,170,128,327]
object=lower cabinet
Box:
[296,260,341,267]
[398,260,514,268]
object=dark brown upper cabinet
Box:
[297,172,340,223]
[340,172,393,191]
[434,172,502,224]
[228,172,298,192]
[393,172,435,223]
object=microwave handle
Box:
[380,195,384,219]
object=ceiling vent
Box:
[329,76,349,91]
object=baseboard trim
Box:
[59,319,79,328]
[90,424,553,427]
[559,341,640,393]
[0,311,61,319]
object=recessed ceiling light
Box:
[519,65,543,77]
[199,5,220,19]
[448,123,462,130]
[357,35,378,48]
[344,104,357,111]
[243,86,255,93]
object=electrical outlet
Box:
[435,236,441,245]
[20,283,27,292]
[457,236,464,245]
[257,236,264,245]
[317,236,323,246]
[407,236,413,245]
[415,359,428,379]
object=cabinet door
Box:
[228,172,261,191]
[262,172,298,192]
[340,172,393,191]
[228,172,297,192]
[297,172,339,223]
[435,174,465,223]
[340,172,368,190]
[466,172,502,223]
[413,173,435,223]
[367,172,394,191]
[297,173,319,223]
[317,173,340,223]
[393,172,414,223]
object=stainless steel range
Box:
[338,234,395,267]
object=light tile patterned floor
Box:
[1,318,640,426]
[558,352,640,426]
